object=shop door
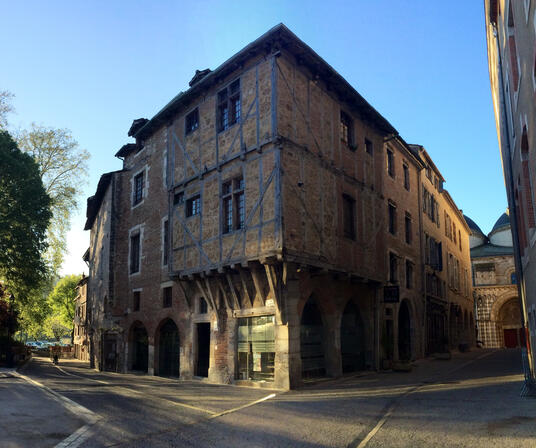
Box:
[504,329,518,348]
[103,335,117,372]
[196,323,210,377]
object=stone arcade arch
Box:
[497,297,523,348]
[129,321,148,372]
[156,318,180,377]
[300,297,326,379]
[398,300,412,361]
[340,301,366,373]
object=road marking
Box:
[209,393,276,419]
[54,364,109,385]
[13,370,100,448]
[54,423,95,448]
[353,350,500,448]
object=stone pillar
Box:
[281,278,302,389]
[323,313,342,378]
[148,341,155,375]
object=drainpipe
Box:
[490,22,533,378]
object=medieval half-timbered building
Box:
[84,24,473,389]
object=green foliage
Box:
[47,274,80,328]
[0,131,52,299]
[44,315,70,342]
[0,91,14,129]
[17,124,90,273]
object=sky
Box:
[0,0,506,276]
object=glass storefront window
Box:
[237,315,275,381]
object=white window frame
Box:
[128,224,144,277]
[131,165,149,210]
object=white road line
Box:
[354,350,499,448]
[55,364,109,385]
[13,370,100,448]
[209,393,276,419]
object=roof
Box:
[84,171,123,230]
[471,243,514,258]
[115,143,137,158]
[463,215,486,238]
[490,212,510,234]
[134,23,398,141]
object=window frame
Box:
[403,164,410,191]
[217,79,241,133]
[162,217,169,267]
[387,148,395,178]
[133,290,141,312]
[365,138,373,155]
[342,194,356,240]
[389,252,398,283]
[162,286,172,308]
[388,201,397,235]
[222,177,245,234]
[185,107,199,136]
[405,260,414,289]
[132,171,144,206]
[340,110,355,148]
[405,212,412,244]
[186,194,201,218]
[130,232,141,275]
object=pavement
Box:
[1,349,535,447]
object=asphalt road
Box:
[3,349,535,447]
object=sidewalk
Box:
[0,366,85,448]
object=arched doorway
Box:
[158,319,180,377]
[130,322,148,372]
[498,298,522,348]
[301,298,325,379]
[340,302,365,373]
[398,300,411,361]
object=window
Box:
[388,201,397,235]
[163,287,172,308]
[130,233,140,274]
[365,138,373,155]
[403,164,410,190]
[199,297,208,314]
[405,212,412,244]
[340,111,354,147]
[511,272,517,284]
[217,79,240,132]
[162,219,169,266]
[185,108,199,135]
[133,172,144,206]
[389,252,398,283]
[186,195,201,217]
[387,149,395,177]
[133,291,140,311]
[458,230,462,251]
[222,177,245,233]
[405,260,413,289]
[238,315,275,381]
[173,191,184,205]
[343,194,356,239]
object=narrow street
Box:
[1,349,534,447]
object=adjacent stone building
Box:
[85,24,472,388]
[467,212,522,348]
[484,0,536,379]
[73,275,89,361]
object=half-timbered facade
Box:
[85,24,472,388]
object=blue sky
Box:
[1,0,505,275]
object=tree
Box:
[44,315,70,342]
[47,274,79,329]
[17,124,90,272]
[0,131,52,300]
[0,91,14,129]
